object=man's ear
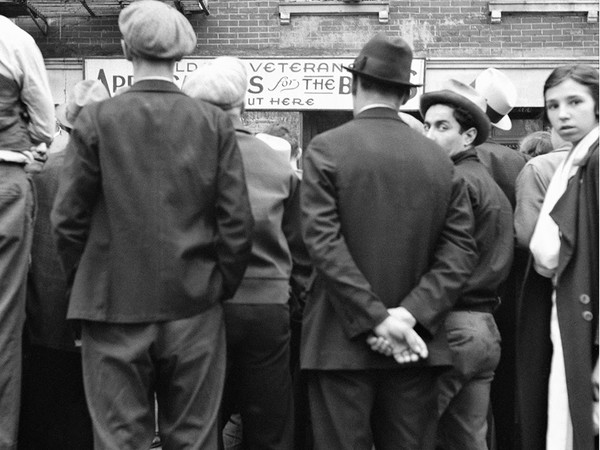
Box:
[463,127,477,147]
[121,39,133,61]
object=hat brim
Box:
[343,65,422,88]
[420,91,490,146]
[492,114,512,131]
[55,103,72,129]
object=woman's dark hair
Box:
[543,64,599,122]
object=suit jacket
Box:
[51,80,254,323]
[476,141,529,209]
[300,107,477,370]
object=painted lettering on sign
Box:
[84,58,425,111]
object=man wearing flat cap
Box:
[51,2,254,449]
[299,33,477,449]
[420,81,514,450]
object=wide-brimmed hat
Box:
[55,80,110,129]
[420,79,491,146]
[118,0,196,61]
[182,57,248,110]
[344,33,421,88]
[471,67,517,131]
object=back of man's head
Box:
[182,57,248,112]
[118,0,196,61]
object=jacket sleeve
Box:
[514,163,546,249]
[301,140,389,339]
[400,173,478,337]
[214,113,254,299]
[282,172,313,304]
[50,108,100,284]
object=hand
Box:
[371,316,428,364]
[388,306,417,328]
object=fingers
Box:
[404,328,429,359]
[366,335,393,356]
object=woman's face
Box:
[545,78,598,144]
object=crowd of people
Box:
[0,1,598,449]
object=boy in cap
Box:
[420,80,514,450]
[0,15,55,448]
[19,79,109,450]
[300,33,477,449]
[51,2,254,449]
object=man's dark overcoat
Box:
[300,107,478,371]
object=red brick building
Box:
[4,0,599,148]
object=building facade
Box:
[5,0,599,148]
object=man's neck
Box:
[353,88,402,117]
[131,58,176,81]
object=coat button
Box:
[580,294,591,305]
[582,311,593,321]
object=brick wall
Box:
[13,0,599,59]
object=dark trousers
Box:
[18,345,93,450]
[221,303,294,450]
[307,367,439,450]
[81,305,226,450]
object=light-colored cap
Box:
[472,67,517,131]
[182,57,248,110]
[55,80,110,129]
[118,0,197,61]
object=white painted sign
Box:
[84,57,426,110]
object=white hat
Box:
[472,68,517,131]
[182,57,248,110]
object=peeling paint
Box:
[397,19,436,47]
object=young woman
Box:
[518,64,599,450]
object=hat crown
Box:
[118,0,196,61]
[345,33,420,88]
[442,79,488,113]
[58,80,110,128]
[472,67,517,129]
[182,57,248,110]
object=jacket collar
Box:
[355,107,403,122]
[451,147,479,165]
[126,79,184,95]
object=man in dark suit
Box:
[299,33,478,450]
[51,2,254,449]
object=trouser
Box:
[81,304,226,450]
[18,345,93,450]
[0,164,33,450]
[307,367,439,450]
[435,311,502,450]
[220,303,294,450]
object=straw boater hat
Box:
[118,0,196,61]
[55,80,110,129]
[471,67,517,131]
[344,33,421,88]
[182,57,248,111]
[420,79,491,146]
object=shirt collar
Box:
[357,103,398,115]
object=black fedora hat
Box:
[344,33,421,88]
